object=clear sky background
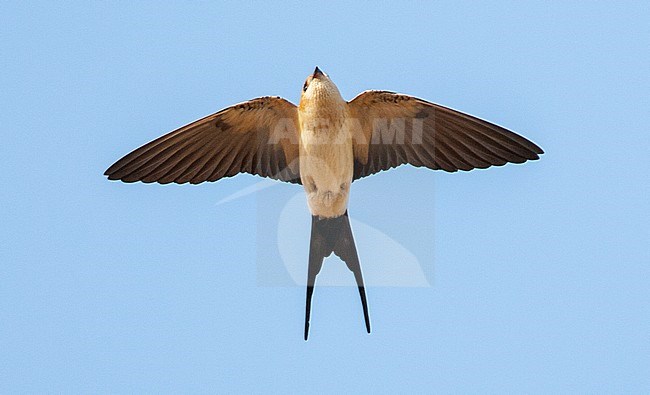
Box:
[1,1,649,393]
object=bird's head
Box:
[299,67,343,109]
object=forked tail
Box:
[304,211,370,340]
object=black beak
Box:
[313,66,324,78]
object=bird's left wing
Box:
[347,91,544,180]
[105,96,301,184]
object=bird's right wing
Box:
[105,96,301,184]
[347,91,544,180]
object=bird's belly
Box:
[299,130,353,218]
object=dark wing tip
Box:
[104,158,132,180]
[519,136,544,156]
[104,164,119,178]
[104,168,123,180]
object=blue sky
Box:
[1,1,649,393]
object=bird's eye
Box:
[303,81,309,92]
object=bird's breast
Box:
[298,111,353,218]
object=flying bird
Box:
[105,67,544,340]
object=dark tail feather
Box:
[304,211,371,340]
[332,212,371,335]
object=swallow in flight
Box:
[105,67,543,340]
